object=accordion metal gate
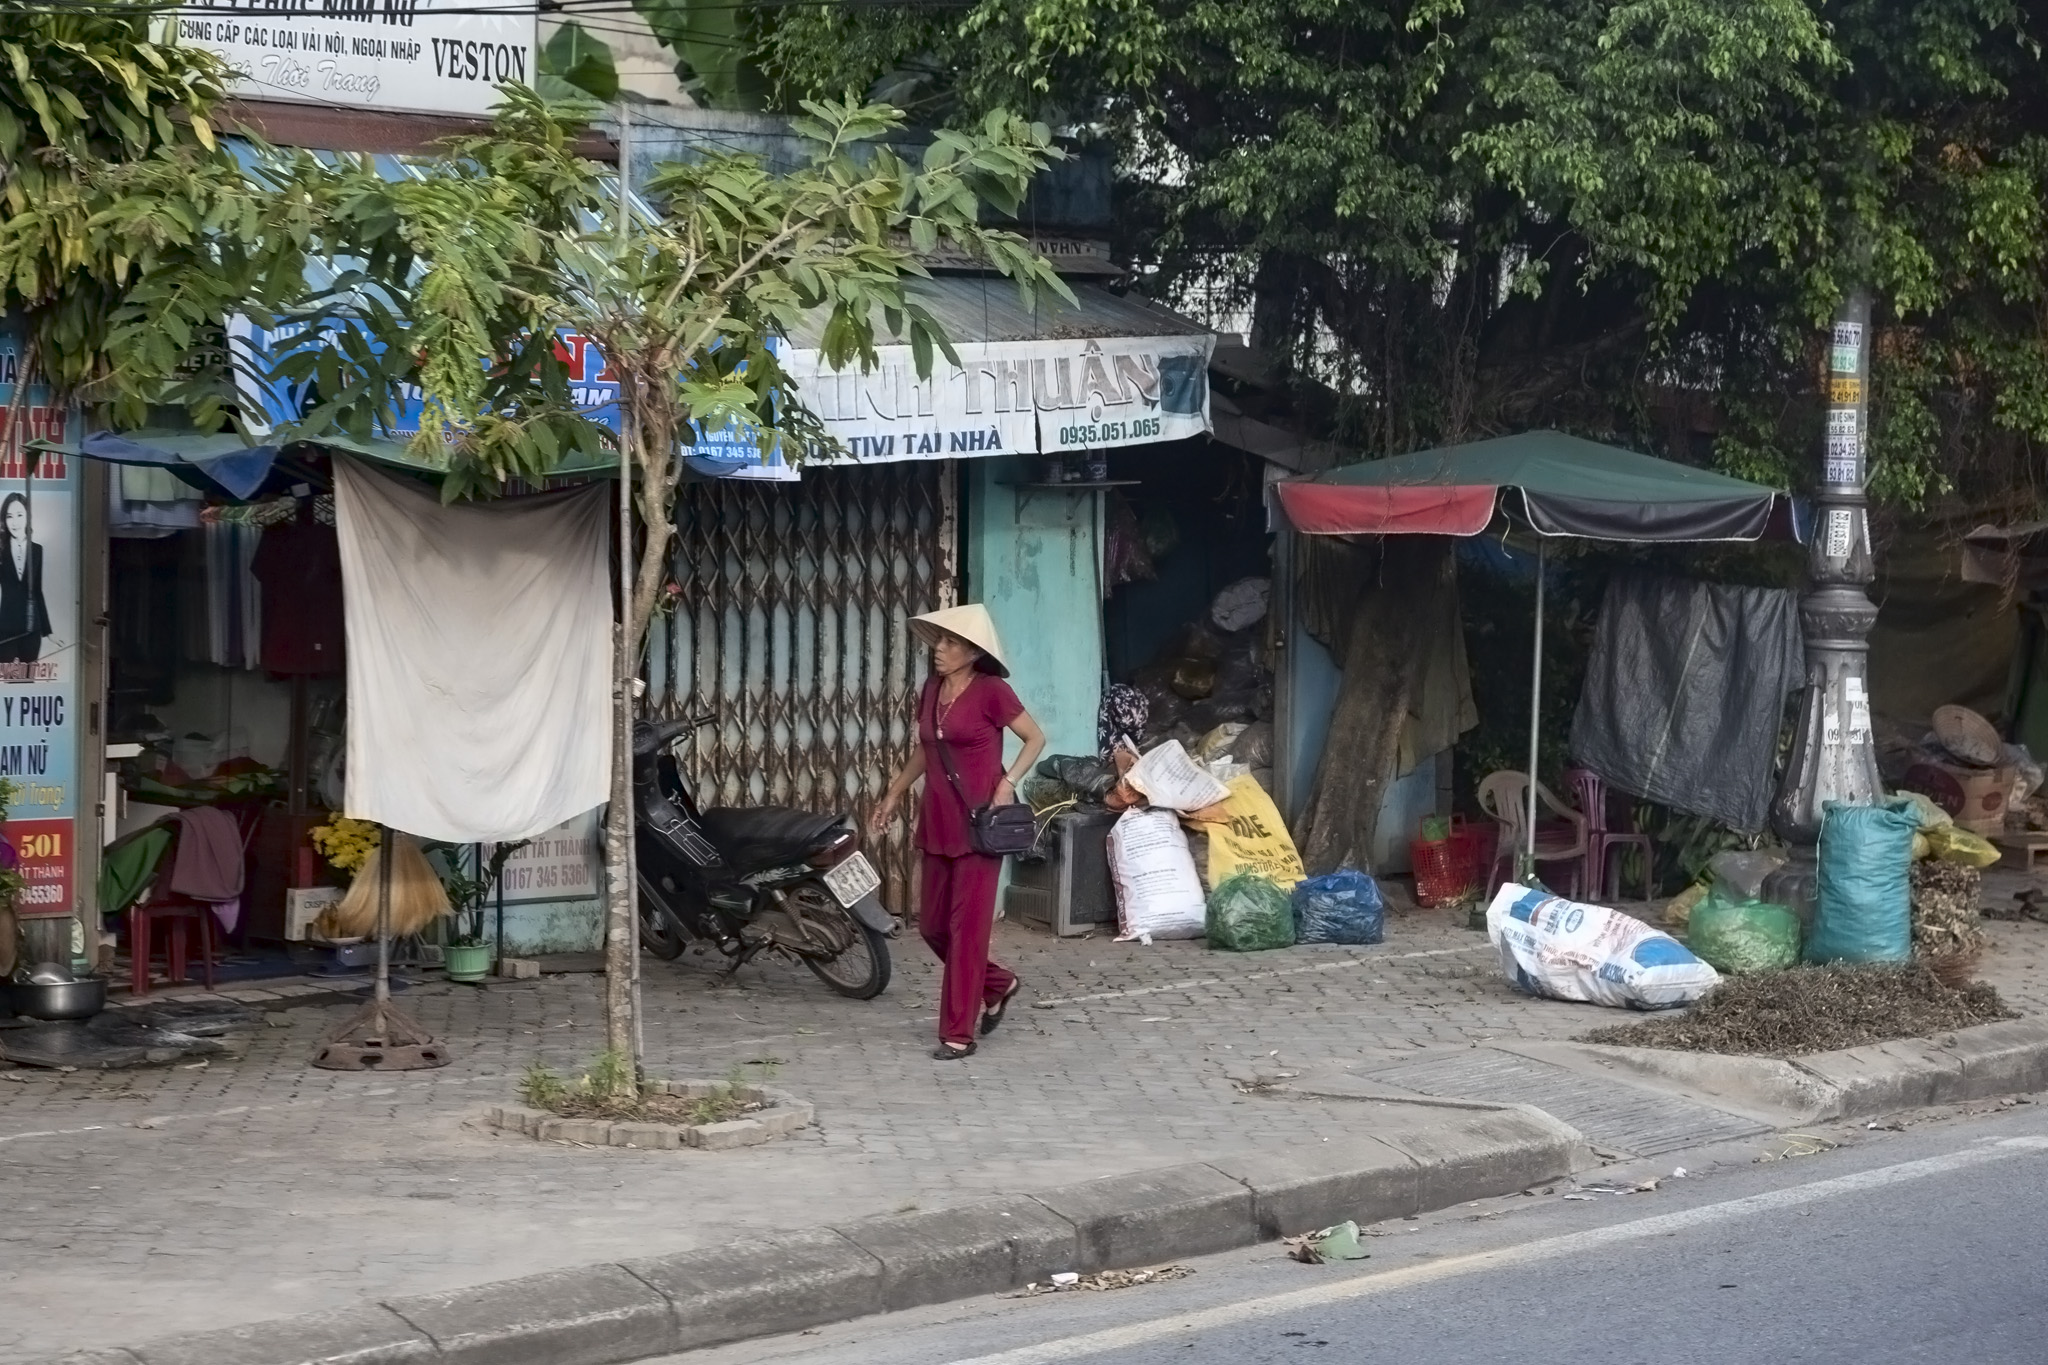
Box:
[648,462,956,914]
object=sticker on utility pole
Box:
[1823,508,1855,559]
[1831,322,1863,375]
[1824,676,1873,745]
[1825,410,1860,484]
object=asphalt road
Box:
[663,1103,2048,1365]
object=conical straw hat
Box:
[908,603,1010,678]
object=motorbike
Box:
[632,713,895,999]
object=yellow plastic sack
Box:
[1664,881,1708,930]
[1900,791,1954,832]
[1925,825,2000,869]
[1184,775,1305,889]
[1912,832,1931,861]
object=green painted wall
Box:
[963,458,1104,767]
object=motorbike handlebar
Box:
[636,712,717,754]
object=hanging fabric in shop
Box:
[109,464,204,538]
[1570,574,1804,834]
[332,459,612,843]
[251,507,345,675]
[201,521,262,669]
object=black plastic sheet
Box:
[1570,575,1804,833]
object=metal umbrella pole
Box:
[312,824,449,1070]
[1522,538,1546,879]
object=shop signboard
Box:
[230,318,1215,482]
[0,337,81,919]
[165,0,537,119]
[494,811,601,904]
[228,317,795,480]
[779,332,1216,464]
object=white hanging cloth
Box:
[333,458,613,842]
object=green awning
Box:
[1273,430,1787,542]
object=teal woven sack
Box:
[1807,797,1919,964]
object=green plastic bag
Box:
[1205,869,1296,951]
[1687,891,1802,974]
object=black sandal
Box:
[980,980,1022,1036]
[932,1040,977,1060]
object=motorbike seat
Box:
[700,807,853,872]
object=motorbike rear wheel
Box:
[637,875,688,961]
[793,882,892,999]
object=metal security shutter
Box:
[650,463,956,913]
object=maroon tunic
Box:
[915,673,1023,857]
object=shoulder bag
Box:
[933,731,1038,858]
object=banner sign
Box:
[781,333,1215,467]
[229,316,790,479]
[0,338,80,919]
[232,318,1213,482]
[493,811,601,904]
[166,0,537,119]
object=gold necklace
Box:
[936,675,971,736]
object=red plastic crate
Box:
[1411,816,1491,907]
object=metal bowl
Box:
[5,976,108,1021]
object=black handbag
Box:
[934,732,1038,858]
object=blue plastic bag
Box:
[1808,797,1919,964]
[1292,869,1386,945]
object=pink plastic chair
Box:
[1566,767,1654,901]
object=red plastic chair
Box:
[129,898,219,997]
[1566,767,1654,901]
[127,810,255,997]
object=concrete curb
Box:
[35,1109,1577,1365]
[1568,1017,2048,1124]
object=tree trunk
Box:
[600,387,679,1086]
[602,620,635,1070]
[1293,537,1454,873]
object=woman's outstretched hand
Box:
[869,791,901,835]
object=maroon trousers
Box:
[919,851,1017,1045]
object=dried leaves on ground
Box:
[1010,1266,1195,1296]
[1582,962,2017,1057]
[1910,861,1985,958]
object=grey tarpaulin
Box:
[1570,575,1804,833]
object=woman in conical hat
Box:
[873,604,1046,1059]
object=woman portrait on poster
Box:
[0,492,48,665]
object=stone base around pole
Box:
[310,997,451,1071]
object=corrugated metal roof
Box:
[782,277,1211,349]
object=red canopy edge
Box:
[1272,481,1497,536]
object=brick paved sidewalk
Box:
[6,882,2048,1362]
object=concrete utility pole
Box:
[1765,286,1884,914]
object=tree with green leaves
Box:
[3,6,1070,1078]
[240,91,1070,1073]
[759,0,2048,514]
[0,6,267,432]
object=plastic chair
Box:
[1566,767,1654,901]
[1476,770,1587,899]
[127,810,255,997]
[129,899,219,997]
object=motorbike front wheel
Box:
[793,882,893,999]
[637,875,689,961]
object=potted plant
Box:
[437,842,526,983]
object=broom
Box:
[331,832,450,938]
